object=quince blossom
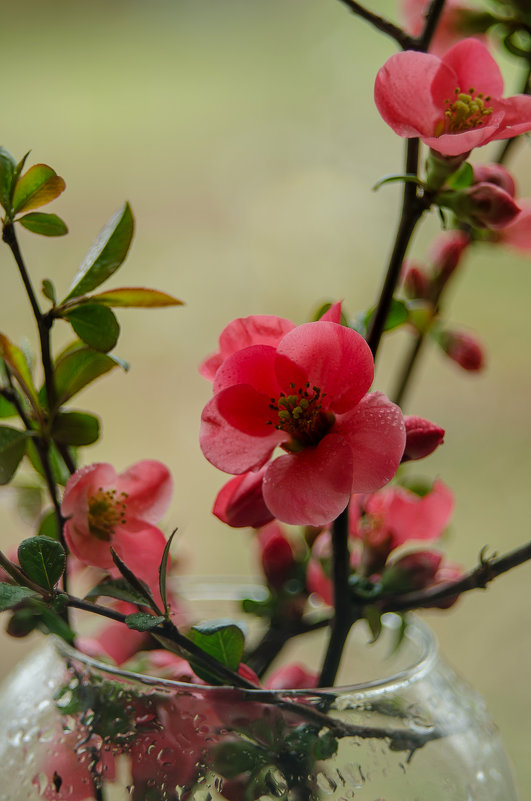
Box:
[62,460,172,596]
[374,39,531,156]
[200,320,405,526]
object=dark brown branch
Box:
[379,542,531,613]
[335,0,416,50]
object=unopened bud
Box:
[259,526,296,588]
[381,550,442,593]
[472,164,516,197]
[403,262,431,300]
[439,329,485,372]
[429,230,470,284]
[439,183,520,230]
[213,469,273,529]
[402,415,445,462]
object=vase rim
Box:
[55,577,439,697]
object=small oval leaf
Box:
[0,147,16,214]
[0,583,38,611]
[125,612,165,632]
[64,203,134,301]
[51,345,125,407]
[52,410,100,446]
[18,212,68,237]
[12,164,66,214]
[0,334,40,411]
[0,426,28,484]
[17,536,66,590]
[189,620,245,672]
[64,304,120,353]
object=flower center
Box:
[87,487,128,541]
[435,87,493,136]
[268,383,335,452]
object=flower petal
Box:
[61,462,117,519]
[375,50,445,138]
[263,434,354,525]
[112,523,169,605]
[336,392,405,492]
[383,479,454,546]
[440,38,504,99]
[213,344,280,396]
[200,389,284,474]
[116,460,172,524]
[490,95,531,140]
[275,322,374,414]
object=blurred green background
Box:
[0,0,530,792]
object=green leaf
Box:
[42,279,57,304]
[362,298,410,335]
[446,161,474,190]
[0,147,16,213]
[373,173,423,191]
[51,411,100,446]
[12,164,66,214]
[18,212,68,237]
[125,612,165,632]
[90,287,184,308]
[0,334,40,411]
[0,426,28,484]
[38,509,60,540]
[26,439,71,487]
[159,530,177,616]
[189,620,245,674]
[17,536,65,590]
[52,345,126,407]
[0,582,38,611]
[213,741,264,779]
[110,547,160,613]
[0,394,17,419]
[85,578,152,607]
[63,304,120,353]
[34,602,76,644]
[64,203,134,301]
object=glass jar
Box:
[0,582,519,801]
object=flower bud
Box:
[213,469,273,529]
[403,262,431,300]
[381,550,442,593]
[258,524,296,588]
[472,164,516,197]
[429,230,470,285]
[439,329,485,372]
[439,183,520,230]
[401,415,445,462]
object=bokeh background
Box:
[0,0,530,791]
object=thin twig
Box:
[335,0,415,49]
[379,542,531,613]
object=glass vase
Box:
[0,581,519,801]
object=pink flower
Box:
[62,460,172,598]
[374,39,531,156]
[352,479,454,552]
[213,466,274,528]
[496,199,531,253]
[402,415,445,462]
[200,321,405,526]
[402,0,486,57]
[200,303,343,381]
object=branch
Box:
[335,0,416,50]
[379,542,531,613]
